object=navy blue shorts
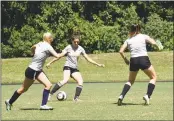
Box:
[130,56,151,71]
[25,67,42,80]
[63,66,79,77]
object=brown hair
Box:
[130,24,141,34]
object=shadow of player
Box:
[113,102,146,106]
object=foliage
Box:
[1,1,173,58]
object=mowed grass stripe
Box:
[2,52,173,84]
[2,82,173,120]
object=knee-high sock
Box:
[9,90,21,104]
[74,85,83,99]
[120,83,131,98]
[146,83,155,98]
[50,82,62,95]
[41,89,50,106]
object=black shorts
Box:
[25,67,42,80]
[63,66,79,77]
[130,56,151,71]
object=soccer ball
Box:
[56,91,67,101]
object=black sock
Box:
[74,85,83,99]
[120,84,131,98]
[41,89,50,106]
[9,90,21,105]
[50,83,62,95]
[146,83,155,98]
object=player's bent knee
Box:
[45,83,52,90]
[77,80,83,86]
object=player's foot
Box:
[48,94,52,101]
[5,99,12,111]
[117,95,123,106]
[143,95,150,105]
[40,105,53,110]
[73,98,82,102]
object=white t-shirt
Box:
[124,34,151,57]
[29,41,54,71]
[62,45,86,69]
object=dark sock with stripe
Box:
[41,89,50,106]
[146,83,155,98]
[74,85,83,99]
[50,83,61,95]
[120,84,131,98]
[9,90,21,105]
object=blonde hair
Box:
[43,32,52,41]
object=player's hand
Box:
[124,59,129,65]
[98,64,105,67]
[46,63,51,69]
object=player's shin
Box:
[50,82,62,95]
[9,90,21,105]
[41,89,50,106]
[74,85,83,100]
[146,83,155,98]
[120,82,131,98]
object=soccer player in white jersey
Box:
[46,34,105,101]
[5,32,61,110]
[117,24,162,106]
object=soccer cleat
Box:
[48,94,52,101]
[143,95,150,105]
[40,105,53,110]
[73,98,82,102]
[117,95,123,106]
[5,99,12,111]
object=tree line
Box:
[1,1,173,58]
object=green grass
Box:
[2,82,173,120]
[2,52,173,84]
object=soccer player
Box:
[5,32,60,110]
[46,34,105,101]
[117,24,162,106]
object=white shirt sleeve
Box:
[144,35,151,43]
[62,45,69,54]
[81,47,86,55]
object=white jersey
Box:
[62,45,86,69]
[29,41,54,71]
[124,34,150,58]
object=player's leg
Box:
[50,69,71,95]
[5,77,34,110]
[71,71,83,101]
[36,72,53,110]
[143,65,157,105]
[118,71,138,106]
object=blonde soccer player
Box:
[117,24,162,106]
[46,34,105,101]
[5,32,60,110]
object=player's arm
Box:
[31,45,36,56]
[146,37,162,50]
[83,53,105,67]
[119,42,129,65]
[46,51,66,68]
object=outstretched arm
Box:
[83,53,105,67]
[46,52,66,68]
[146,37,163,50]
[119,42,129,65]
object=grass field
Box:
[2,82,173,120]
[2,52,173,84]
[1,52,173,120]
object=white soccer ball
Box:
[56,91,67,101]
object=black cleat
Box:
[117,95,123,106]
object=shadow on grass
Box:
[113,102,146,106]
[20,108,40,110]
[20,108,54,110]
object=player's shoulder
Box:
[78,45,85,50]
